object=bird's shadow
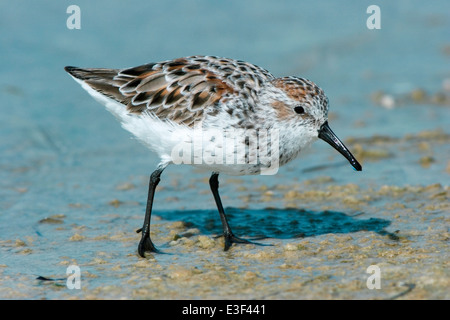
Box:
[155,208,398,240]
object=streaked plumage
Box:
[66,56,274,127]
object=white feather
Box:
[71,76,191,166]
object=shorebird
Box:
[65,55,362,257]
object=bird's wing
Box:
[65,56,274,127]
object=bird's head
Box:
[269,76,362,171]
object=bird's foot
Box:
[221,232,271,251]
[136,229,163,256]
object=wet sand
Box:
[0,0,449,300]
[1,128,448,299]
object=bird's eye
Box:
[294,106,305,114]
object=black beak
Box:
[318,121,362,171]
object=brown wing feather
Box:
[65,56,274,127]
[64,67,127,103]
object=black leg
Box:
[137,166,165,257]
[209,172,266,251]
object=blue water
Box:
[0,0,449,298]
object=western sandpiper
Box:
[65,55,362,257]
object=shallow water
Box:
[0,1,449,299]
